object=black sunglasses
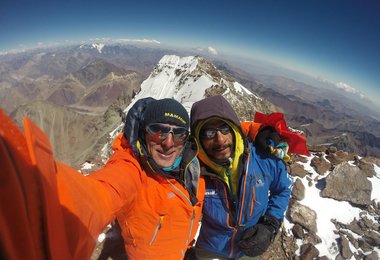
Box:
[200,123,231,139]
[145,123,189,143]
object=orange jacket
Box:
[86,133,205,260]
[0,110,205,260]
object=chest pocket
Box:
[244,173,269,225]
[120,182,171,245]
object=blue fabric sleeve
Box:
[266,160,292,220]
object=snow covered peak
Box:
[91,43,105,53]
[123,55,267,117]
[79,43,105,53]
[158,55,198,70]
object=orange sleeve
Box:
[240,121,263,141]
[0,110,144,260]
[1,112,77,259]
[56,140,144,259]
[1,110,51,260]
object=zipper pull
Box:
[159,215,164,228]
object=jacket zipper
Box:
[227,166,240,258]
[205,174,238,257]
[250,185,255,216]
[229,228,238,258]
[230,153,251,257]
[165,178,192,207]
[185,209,196,245]
[149,215,164,245]
[237,154,251,223]
[165,178,197,250]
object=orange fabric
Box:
[91,134,205,259]
[63,133,205,259]
[115,171,204,259]
[0,111,75,259]
[0,111,205,260]
[240,121,263,141]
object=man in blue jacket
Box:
[190,95,291,259]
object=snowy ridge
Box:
[129,55,207,112]
[79,43,105,53]
[123,55,261,114]
[102,55,274,147]
[104,54,269,156]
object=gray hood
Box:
[190,95,242,134]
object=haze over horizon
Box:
[1,0,379,105]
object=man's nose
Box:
[214,130,225,142]
[161,132,175,147]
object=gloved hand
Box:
[123,97,155,156]
[269,142,291,162]
[238,215,280,257]
[255,126,281,155]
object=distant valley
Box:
[1,43,379,168]
[213,60,380,157]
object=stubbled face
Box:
[200,119,233,161]
[145,124,185,168]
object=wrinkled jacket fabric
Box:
[190,95,291,258]
[0,111,205,260]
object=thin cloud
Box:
[207,46,218,55]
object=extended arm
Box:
[0,110,142,260]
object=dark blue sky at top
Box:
[1,0,379,103]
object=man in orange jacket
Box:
[0,98,205,260]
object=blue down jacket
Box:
[196,143,291,258]
[190,95,291,258]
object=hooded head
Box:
[190,95,240,133]
[191,95,246,164]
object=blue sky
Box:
[1,0,379,104]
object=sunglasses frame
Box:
[145,123,189,143]
[200,123,231,139]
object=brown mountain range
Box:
[1,44,379,168]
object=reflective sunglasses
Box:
[145,123,189,143]
[200,123,231,139]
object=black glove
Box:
[255,126,281,155]
[123,97,155,156]
[238,215,280,257]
